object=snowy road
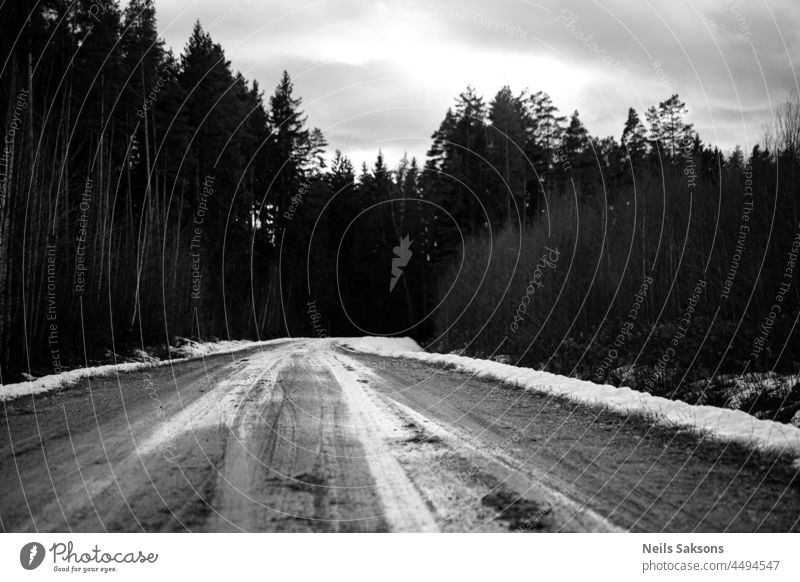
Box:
[2,339,799,532]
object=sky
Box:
[144,0,800,170]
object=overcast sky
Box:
[146,0,799,169]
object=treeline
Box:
[422,86,713,239]
[0,0,434,381]
[426,83,800,415]
[3,0,799,411]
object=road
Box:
[2,339,799,532]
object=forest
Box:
[2,1,800,420]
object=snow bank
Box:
[0,338,288,401]
[339,336,423,354]
[1,361,156,401]
[343,344,800,460]
[170,338,257,358]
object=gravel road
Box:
[2,340,798,532]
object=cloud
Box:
[147,0,800,166]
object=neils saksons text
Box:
[643,543,724,554]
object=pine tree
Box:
[727,145,744,174]
[370,150,392,200]
[488,86,527,224]
[646,94,695,159]
[527,91,566,177]
[328,150,355,194]
[564,110,590,159]
[621,107,648,164]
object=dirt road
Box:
[2,340,799,532]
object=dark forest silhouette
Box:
[2,1,800,425]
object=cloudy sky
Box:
[147,0,799,169]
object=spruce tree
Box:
[266,70,310,239]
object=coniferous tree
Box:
[621,107,649,167]
[527,91,566,179]
[265,70,310,240]
[488,86,527,224]
[564,110,589,157]
[329,150,355,191]
[646,94,695,159]
[451,87,489,231]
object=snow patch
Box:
[169,338,256,358]
[338,336,423,354]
